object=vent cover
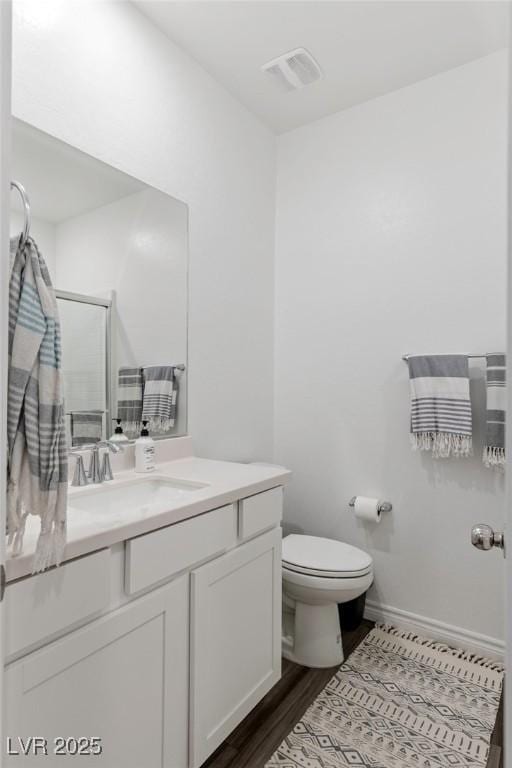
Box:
[262,48,322,92]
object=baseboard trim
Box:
[364,599,504,662]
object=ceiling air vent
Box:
[262,48,322,92]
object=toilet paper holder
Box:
[349,497,392,513]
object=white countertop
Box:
[6,440,291,582]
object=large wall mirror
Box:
[10,118,189,444]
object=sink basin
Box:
[68,475,209,524]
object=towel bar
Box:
[402,353,486,361]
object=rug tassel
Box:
[376,623,504,671]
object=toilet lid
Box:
[282,534,372,578]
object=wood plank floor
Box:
[204,619,504,768]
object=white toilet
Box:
[282,534,373,668]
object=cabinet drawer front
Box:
[125,504,237,594]
[239,487,283,541]
[6,549,110,659]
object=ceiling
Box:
[136,1,508,134]
[11,119,145,223]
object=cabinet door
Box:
[4,575,189,767]
[190,527,282,768]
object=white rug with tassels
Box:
[266,624,503,768]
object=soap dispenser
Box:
[135,421,155,473]
[110,419,129,443]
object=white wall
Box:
[12,0,276,460]
[275,51,507,643]
[55,189,188,370]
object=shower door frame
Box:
[55,288,113,445]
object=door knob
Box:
[471,524,505,552]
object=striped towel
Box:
[70,410,103,447]
[142,366,177,432]
[483,353,506,469]
[407,355,472,458]
[7,237,68,572]
[117,366,143,433]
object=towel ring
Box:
[11,180,31,248]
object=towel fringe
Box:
[376,623,504,671]
[410,432,472,458]
[122,420,142,436]
[6,482,22,543]
[11,510,30,557]
[483,445,505,469]
[143,417,175,433]
[32,521,67,574]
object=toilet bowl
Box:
[282,534,373,668]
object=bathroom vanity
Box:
[4,117,289,767]
[4,439,290,767]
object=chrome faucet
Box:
[89,441,124,484]
[70,441,124,486]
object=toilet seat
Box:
[283,561,372,578]
[282,534,372,579]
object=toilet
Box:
[282,534,373,668]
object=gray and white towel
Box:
[407,355,472,458]
[117,366,143,433]
[70,410,103,447]
[142,366,177,432]
[483,353,506,469]
[8,236,68,571]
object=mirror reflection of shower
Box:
[56,290,111,448]
[9,117,189,440]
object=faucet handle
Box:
[70,454,89,487]
[88,445,103,483]
[97,441,123,481]
[101,452,114,481]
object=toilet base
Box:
[283,602,344,668]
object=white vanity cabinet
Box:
[4,574,189,767]
[3,486,284,768]
[190,527,282,768]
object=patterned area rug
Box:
[266,625,503,768]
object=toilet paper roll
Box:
[353,496,381,523]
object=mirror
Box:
[10,118,189,442]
